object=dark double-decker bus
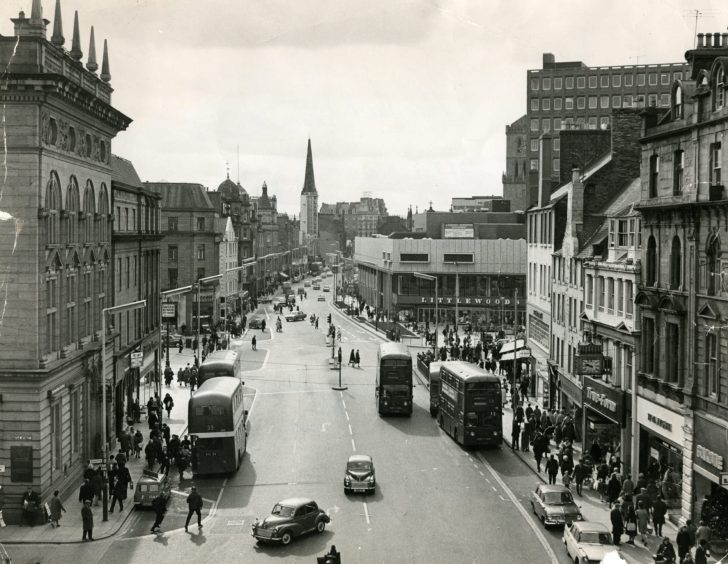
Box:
[198,350,240,386]
[375,342,413,416]
[188,377,247,474]
[428,361,442,417]
[438,361,502,448]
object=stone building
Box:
[0,0,131,520]
[501,115,530,213]
[635,32,728,529]
[300,139,319,251]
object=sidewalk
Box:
[0,340,242,545]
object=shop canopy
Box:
[498,339,530,362]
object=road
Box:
[10,283,587,564]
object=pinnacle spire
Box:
[70,11,82,60]
[301,138,317,195]
[86,26,98,72]
[31,0,43,21]
[100,39,111,82]
[51,0,64,46]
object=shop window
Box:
[665,322,680,384]
[705,332,719,398]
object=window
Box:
[660,93,670,107]
[70,389,80,456]
[625,281,633,317]
[607,278,614,313]
[673,150,684,195]
[674,86,683,119]
[196,267,206,280]
[616,280,624,315]
[553,118,562,131]
[51,402,61,471]
[197,244,205,261]
[399,253,429,262]
[530,78,540,91]
[600,95,609,109]
[612,75,621,87]
[646,236,657,285]
[661,72,669,85]
[705,333,719,397]
[530,159,538,171]
[600,75,609,88]
[530,139,539,152]
[542,119,550,132]
[443,253,474,263]
[649,154,659,197]
[710,142,722,185]
[554,98,562,110]
[197,217,205,231]
[552,158,560,172]
[600,117,610,129]
[625,74,633,86]
[565,97,574,110]
[542,99,551,111]
[628,219,636,247]
[45,276,58,354]
[637,73,646,86]
[617,219,629,246]
[588,96,597,109]
[715,66,725,110]
[531,98,539,111]
[554,77,562,90]
[648,94,658,107]
[665,322,680,383]
[670,236,682,290]
[542,77,551,90]
[642,316,655,374]
[588,117,597,129]
[168,268,178,288]
[124,208,129,231]
[612,95,621,108]
[598,276,605,311]
[706,234,721,296]
[566,77,574,89]
[552,138,560,151]
[588,76,597,88]
[530,119,539,131]
[624,94,633,107]
[168,245,178,262]
[649,73,658,86]
[168,216,178,232]
[126,257,130,289]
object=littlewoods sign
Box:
[585,387,617,413]
[416,297,523,306]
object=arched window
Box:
[707,232,721,295]
[65,177,79,243]
[45,172,62,245]
[66,252,80,346]
[670,236,682,289]
[673,85,683,119]
[646,236,658,286]
[98,184,109,242]
[44,254,62,356]
[84,180,96,243]
[714,64,725,110]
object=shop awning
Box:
[279,272,289,279]
[499,349,531,362]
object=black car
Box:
[251,498,330,545]
[344,454,375,494]
[248,316,265,329]
[284,311,306,322]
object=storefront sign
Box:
[559,373,583,407]
[130,351,143,369]
[398,295,523,308]
[696,445,724,471]
[636,396,685,445]
[583,376,625,426]
[161,303,177,321]
[693,416,728,481]
[443,224,474,238]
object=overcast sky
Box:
[5,0,725,216]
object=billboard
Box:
[443,224,474,238]
[161,302,177,322]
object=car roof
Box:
[347,454,372,463]
[570,521,610,534]
[277,497,315,508]
[538,484,571,493]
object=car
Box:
[133,469,170,507]
[344,454,375,494]
[314,277,322,283]
[248,316,266,329]
[251,498,330,545]
[317,295,326,301]
[530,484,583,527]
[285,311,307,322]
[323,285,331,292]
[563,521,622,564]
[313,284,321,290]
[304,281,311,287]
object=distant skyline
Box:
[3,0,725,216]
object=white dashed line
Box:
[345,411,350,422]
[351,438,356,451]
[348,424,353,435]
[479,471,485,477]
[362,502,371,525]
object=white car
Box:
[323,285,331,292]
[563,521,622,564]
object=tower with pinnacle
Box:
[299,139,319,246]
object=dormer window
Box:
[715,66,725,110]
[674,85,683,119]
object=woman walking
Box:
[624,503,638,545]
[49,490,66,527]
[636,501,650,545]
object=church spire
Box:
[301,138,317,195]
[51,0,64,46]
[70,10,82,60]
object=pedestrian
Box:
[545,454,559,485]
[695,539,710,564]
[624,503,638,545]
[261,319,266,332]
[90,469,103,506]
[607,472,621,504]
[562,470,572,489]
[150,493,168,533]
[514,402,524,424]
[696,520,711,547]
[636,501,650,544]
[81,499,94,540]
[355,350,360,368]
[178,339,183,354]
[511,420,520,451]
[621,474,635,498]
[652,494,668,537]
[610,502,624,546]
[145,440,157,469]
[573,459,586,496]
[185,486,203,532]
[49,490,66,528]
[189,368,198,392]
[654,536,676,564]
[532,432,546,473]
[686,519,697,548]
[590,438,603,465]
[79,478,94,505]
[349,349,356,367]
[635,487,652,513]
[110,462,131,513]
[133,428,144,459]
[676,525,692,561]
[251,335,257,351]
[163,393,174,419]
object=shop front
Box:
[559,372,583,442]
[693,415,728,542]
[636,396,684,516]
[582,376,627,464]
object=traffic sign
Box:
[89,459,103,465]
[161,303,177,321]
[131,351,143,368]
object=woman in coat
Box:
[636,501,651,545]
[624,503,638,545]
[49,490,66,527]
[607,472,622,504]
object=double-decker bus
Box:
[438,361,502,448]
[428,361,442,417]
[198,350,240,386]
[188,377,247,474]
[376,342,413,416]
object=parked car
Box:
[304,281,311,287]
[248,316,266,329]
[323,285,331,292]
[344,454,375,494]
[530,484,583,527]
[317,295,326,302]
[563,521,621,563]
[251,498,330,545]
[284,311,307,322]
[313,284,321,290]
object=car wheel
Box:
[316,520,326,534]
[280,531,293,545]
[344,487,350,494]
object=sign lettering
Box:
[585,387,617,413]
[417,296,522,306]
[696,445,724,470]
[647,413,673,432]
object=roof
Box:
[111,155,143,188]
[257,182,272,209]
[538,484,571,492]
[301,138,317,195]
[549,153,613,204]
[347,454,373,463]
[217,175,240,201]
[278,497,315,508]
[378,342,410,358]
[570,521,611,533]
[144,182,216,210]
[192,376,241,398]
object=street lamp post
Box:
[512,288,518,405]
[196,274,223,360]
[414,272,438,355]
[101,299,146,522]
[160,285,193,388]
[332,346,347,391]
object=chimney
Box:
[543,53,555,68]
[697,33,704,48]
[537,134,553,207]
[566,166,584,251]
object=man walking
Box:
[150,493,168,533]
[545,454,559,485]
[573,459,586,496]
[610,501,624,546]
[652,494,668,537]
[81,500,94,541]
[251,335,257,351]
[185,486,203,532]
[163,393,174,419]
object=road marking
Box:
[491,486,497,492]
[206,477,228,522]
[348,424,353,435]
[498,495,506,502]
[345,411,350,422]
[227,519,245,526]
[475,453,559,564]
[351,438,356,451]
[362,502,371,525]
[342,400,347,410]
[479,471,485,477]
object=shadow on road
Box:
[379,404,441,437]
[252,529,334,559]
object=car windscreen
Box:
[348,461,372,472]
[544,491,574,504]
[580,532,612,545]
[271,505,295,518]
